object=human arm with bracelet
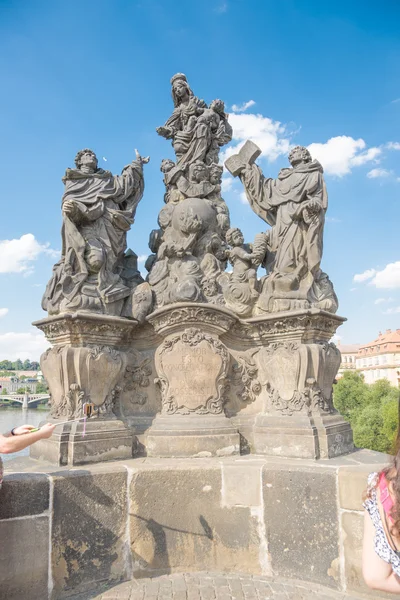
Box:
[0,423,56,454]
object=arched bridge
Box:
[1,393,50,409]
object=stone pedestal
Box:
[229,309,354,460]
[254,414,353,460]
[31,312,137,466]
[146,304,240,457]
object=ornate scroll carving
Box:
[231,350,261,404]
[155,327,230,415]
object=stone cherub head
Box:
[288,146,312,168]
[188,162,209,183]
[226,227,245,247]
[74,149,98,172]
[209,164,223,185]
[160,158,175,174]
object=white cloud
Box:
[367,168,391,179]
[231,100,256,113]
[0,331,49,361]
[331,334,342,344]
[386,142,400,150]
[0,234,58,275]
[371,261,400,289]
[221,112,291,165]
[308,136,381,177]
[214,0,228,13]
[391,98,400,104]
[351,147,382,166]
[383,306,400,315]
[325,216,341,223]
[374,297,394,304]
[353,268,377,283]
[239,191,249,205]
[221,177,233,192]
[137,254,148,264]
[0,308,8,318]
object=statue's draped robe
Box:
[163,99,232,167]
[239,160,327,279]
[42,163,144,314]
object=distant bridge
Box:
[1,393,50,409]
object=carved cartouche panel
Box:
[154,327,230,415]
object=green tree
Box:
[333,372,369,420]
[36,381,49,394]
[30,361,40,370]
[366,379,399,406]
[16,387,27,394]
[0,360,12,370]
[13,359,23,371]
[381,398,399,453]
[1,388,8,395]
[22,359,31,370]
[353,403,390,453]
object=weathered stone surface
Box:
[263,466,339,588]
[226,143,338,316]
[130,467,261,575]
[341,511,393,598]
[51,469,128,598]
[0,472,49,519]
[78,572,369,600]
[149,74,232,308]
[41,148,149,318]
[146,416,240,458]
[67,419,133,465]
[221,462,262,508]
[0,516,49,600]
[338,467,371,511]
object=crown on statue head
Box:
[170,73,187,85]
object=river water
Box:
[0,407,49,461]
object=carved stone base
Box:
[67,419,133,465]
[253,413,354,460]
[146,303,239,457]
[30,419,134,466]
[30,422,71,466]
[146,415,240,458]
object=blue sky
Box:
[0,0,399,359]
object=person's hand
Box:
[12,424,37,435]
[38,423,56,439]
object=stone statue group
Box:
[42,73,338,322]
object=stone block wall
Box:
[0,451,392,599]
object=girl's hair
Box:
[367,435,400,535]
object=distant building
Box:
[337,343,361,379]
[356,329,400,387]
[0,376,39,394]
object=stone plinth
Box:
[224,309,353,460]
[32,312,137,465]
[1,450,391,599]
[146,304,240,457]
